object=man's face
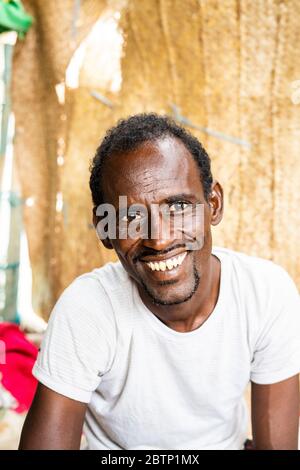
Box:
[98,136,222,306]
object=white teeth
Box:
[159,261,166,271]
[146,252,187,271]
[166,259,173,270]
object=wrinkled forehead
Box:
[102,137,204,204]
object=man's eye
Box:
[121,212,143,222]
[169,201,190,212]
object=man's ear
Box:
[209,181,224,226]
[92,208,113,250]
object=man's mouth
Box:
[140,251,188,272]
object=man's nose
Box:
[142,208,174,250]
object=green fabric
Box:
[0,0,33,38]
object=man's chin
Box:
[141,282,198,306]
[138,263,200,306]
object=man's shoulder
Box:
[213,246,296,295]
[77,260,130,291]
[55,261,131,315]
[214,247,299,334]
[213,246,285,276]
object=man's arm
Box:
[251,374,299,450]
[19,383,87,450]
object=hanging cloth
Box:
[0,322,38,413]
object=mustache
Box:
[134,243,188,262]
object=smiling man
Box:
[19,114,300,450]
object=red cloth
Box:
[0,322,38,413]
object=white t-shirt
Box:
[32,246,300,450]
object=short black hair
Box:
[89,113,213,207]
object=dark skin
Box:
[19,136,299,449]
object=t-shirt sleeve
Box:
[250,266,300,384]
[32,275,117,403]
